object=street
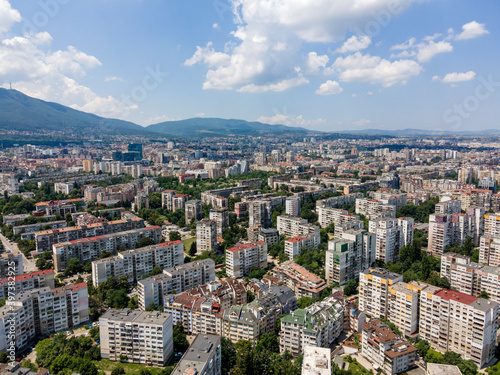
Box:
[0,232,37,273]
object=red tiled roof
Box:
[435,289,478,305]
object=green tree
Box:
[189,241,197,256]
[169,231,181,241]
[221,337,236,375]
[479,290,490,299]
[134,237,155,248]
[111,365,126,375]
[343,279,358,296]
[415,340,430,358]
[173,321,189,354]
[297,296,314,309]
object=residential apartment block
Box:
[209,207,229,237]
[359,268,403,319]
[279,296,344,357]
[0,269,55,299]
[226,241,267,279]
[0,282,89,352]
[361,319,417,375]
[272,260,328,299]
[388,282,419,336]
[480,236,500,267]
[185,199,202,223]
[53,225,162,272]
[99,308,174,366]
[369,217,414,263]
[138,259,216,310]
[277,215,320,243]
[484,213,500,238]
[197,219,218,253]
[92,240,184,286]
[35,217,145,253]
[419,288,499,368]
[285,235,317,261]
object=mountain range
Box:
[0,88,498,138]
[0,88,312,138]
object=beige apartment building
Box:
[272,260,328,298]
[359,268,403,319]
[419,288,499,368]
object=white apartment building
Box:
[355,198,396,220]
[369,218,410,263]
[100,308,174,366]
[277,215,320,244]
[341,229,376,272]
[138,259,216,310]
[480,236,500,267]
[209,207,229,237]
[285,235,317,260]
[326,239,355,286]
[92,240,184,286]
[419,288,499,368]
[285,196,301,216]
[197,219,218,253]
[225,241,268,278]
[161,190,176,211]
[302,346,331,375]
[0,282,89,352]
[317,207,347,229]
[359,268,403,319]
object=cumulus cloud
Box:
[456,21,489,40]
[185,0,423,91]
[391,37,452,62]
[416,40,453,62]
[307,52,329,74]
[238,74,309,93]
[0,0,21,35]
[441,71,476,83]
[315,80,343,95]
[328,52,422,87]
[0,25,131,119]
[337,35,371,53]
[257,113,326,129]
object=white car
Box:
[66,331,71,336]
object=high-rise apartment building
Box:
[285,196,301,216]
[99,308,174,366]
[210,207,229,237]
[225,241,267,279]
[419,288,499,368]
[92,241,184,286]
[185,199,202,223]
[359,268,403,319]
[272,261,327,299]
[196,219,218,253]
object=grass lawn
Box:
[344,357,372,375]
[183,237,196,253]
[94,359,171,375]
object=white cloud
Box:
[328,52,422,87]
[144,114,179,126]
[456,21,489,40]
[213,23,220,29]
[315,80,342,95]
[257,113,326,129]
[186,0,423,91]
[391,34,453,63]
[441,71,476,83]
[416,40,453,62]
[337,35,371,53]
[238,74,309,93]
[352,119,372,126]
[432,75,440,82]
[0,29,131,119]
[184,42,230,68]
[0,0,21,35]
[366,91,373,95]
[307,52,329,74]
[105,76,124,82]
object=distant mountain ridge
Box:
[0,88,314,138]
[0,88,497,138]
[145,117,312,137]
[0,88,147,135]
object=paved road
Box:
[0,232,37,273]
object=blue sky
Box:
[1,0,499,132]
